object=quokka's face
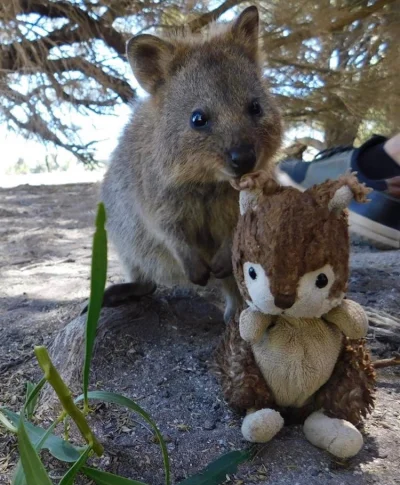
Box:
[126,6,282,184]
[158,49,282,184]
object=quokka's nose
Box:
[274,293,296,310]
[228,144,256,176]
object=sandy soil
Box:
[0,182,399,485]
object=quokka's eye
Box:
[248,266,257,280]
[248,100,263,117]
[191,110,209,129]
[316,273,328,288]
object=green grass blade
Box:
[59,445,92,485]
[24,377,46,418]
[82,467,149,485]
[178,450,251,485]
[25,383,37,419]
[75,391,170,485]
[17,416,53,485]
[83,202,108,409]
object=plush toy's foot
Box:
[303,411,363,459]
[241,408,284,443]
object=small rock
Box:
[203,419,216,430]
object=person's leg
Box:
[277,133,400,248]
[354,133,400,181]
[384,133,400,165]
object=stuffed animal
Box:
[213,172,376,459]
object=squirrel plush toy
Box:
[213,172,376,459]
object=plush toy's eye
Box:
[248,267,257,280]
[191,110,209,129]
[248,99,263,117]
[316,273,328,288]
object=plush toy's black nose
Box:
[274,293,296,310]
[228,144,256,176]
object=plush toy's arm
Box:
[239,307,274,344]
[324,299,369,339]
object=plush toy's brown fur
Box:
[213,173,376,433]
[214,325,375,426]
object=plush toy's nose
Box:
[274,293,296,310]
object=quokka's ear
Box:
[126,34,175,94]
[231,6,260,62]
[306,173,371,216]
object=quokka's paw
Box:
[184,251,211,286]
[231,170,277,192]
[80,281,157,315]
[210,244,233,279]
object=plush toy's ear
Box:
[127,34,175,94]
[231,6,259,62]
[239,189,261,215]
[328,185,354,214]
[306,173,371,216]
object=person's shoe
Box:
[276,143,400,249]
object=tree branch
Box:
[46,58,135,102]
[18,0,126,55]
[188,0,246,32]
[295,137,326,151]
[268,57,339,75]
[268,0,396,50]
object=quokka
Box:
[101,6,282,321]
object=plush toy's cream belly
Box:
[252,317,343,408]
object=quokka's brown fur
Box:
[102,7,282,320]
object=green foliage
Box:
[3,409,82,463]
[82,467,149,485]
[0,203,250,485]
[25,382,40,420]
[178,450,251,485]
[76,391,170,485]
[17,417,54,485]
[59,446,93,485]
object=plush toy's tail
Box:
[211,312,273,414]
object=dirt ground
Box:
[0,182,399,485]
